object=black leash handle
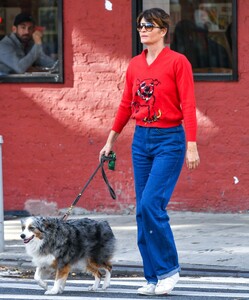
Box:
[101,152,116,200]
[62,152,116,221]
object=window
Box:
[132,0,237,81]
[0,0,63,83]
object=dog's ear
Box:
[136,78,141,86]
[20,219,25,228]
[41,217,54,230]
[43,220,51,229]
[154,79,160,86]
[20,218,28,227]
[34,217,49,232]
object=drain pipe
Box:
[0,136,4,252]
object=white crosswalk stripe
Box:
[0,276,249,299]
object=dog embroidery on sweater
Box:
[132,78,162,123]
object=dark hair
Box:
[137,8,170,43]
[13,13,35,27]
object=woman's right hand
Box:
[99,144,113,162]
[99,130,119,162]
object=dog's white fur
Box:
[21,217,115,295]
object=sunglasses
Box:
[137,22,162,32]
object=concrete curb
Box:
[1,254,249,279]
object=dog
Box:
[20,216,116,295]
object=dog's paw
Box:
[102,282,110,290]
[37,281,48,290]
[44,288,63,295]
[88,277,101,291]
[88,284,99,291]
[44,289,58,295]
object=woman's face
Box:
[138,17,166,46]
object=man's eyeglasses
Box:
[137,22,162,32]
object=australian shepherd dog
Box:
[20,216,116,295]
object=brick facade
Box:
[0,0,248,214]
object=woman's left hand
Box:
[186,141,200,170]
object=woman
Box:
[99,8,200,296]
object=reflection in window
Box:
[138,0,237,81]
[0,0,63,83]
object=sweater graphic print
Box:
[111,48,197,141]
[131,78,162,123]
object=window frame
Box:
[0,0,64,84]
[132,0,238,82]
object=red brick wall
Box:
[0,0,248,213]
[178,0,249,212]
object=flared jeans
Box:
[132,125,186,284]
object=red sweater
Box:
[112,47,197,142]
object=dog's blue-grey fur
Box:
[26,217,116,269]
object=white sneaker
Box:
[137,283,156,295]
[155,272,180,295]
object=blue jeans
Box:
[132,125,186,284]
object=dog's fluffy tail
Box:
[91,220,116,264]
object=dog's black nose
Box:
[20,234,25,239]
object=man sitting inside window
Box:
[0,12,55,75]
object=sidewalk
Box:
[1,211,249,277]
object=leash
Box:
[62,152,116,221]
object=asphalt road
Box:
[1,273,249,299]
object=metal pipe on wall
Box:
[0,136,4,252]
